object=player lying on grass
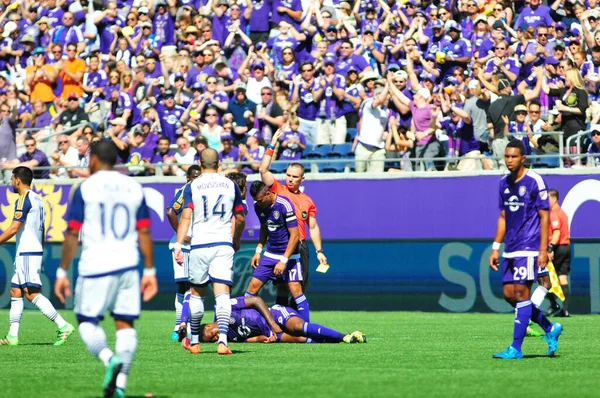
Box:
[196,296,366,344]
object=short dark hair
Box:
[194,135,208,147]
[549,189,559,200]
[24,136,36,144]
[12,166,33,186]
[250,180,266,199]
[90,140,118,166]
[226,172,247,193]
[158,135,171,143]
[528,99,541,108]
[592,46,600,53]
[187,164,201,176]
[506,139,525,155]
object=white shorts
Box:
[172,249,190,283]
[74,269,140,323]
[188,243,234,286]
[11,253,43,289]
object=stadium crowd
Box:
[0,0,600,176]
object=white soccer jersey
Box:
[66,170,150,277]
[13,190,45,255]
[183,173,244,246]
[167,184,192,251]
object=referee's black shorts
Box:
[299,241,310,290]
[553,245,571,276]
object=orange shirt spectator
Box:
[59,44,85,99]
[25,47,58,103]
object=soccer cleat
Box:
[545,303,561,317]
[171,331,179,341]
[343,331,367,344]
[544,323,563,357]
[54,323,75,346]
[103,356,124,398]
[217,342,232,355]
[352,331,367,343]
[492,346,523,360]
[113,388,126,398]
[177,323,188,342]
[0,334,19,346]
[526,325,542,338]
[182,337,200,354]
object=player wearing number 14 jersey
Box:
[489,140,562,360]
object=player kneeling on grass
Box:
[199,296,366,344]
[246,181,310,322]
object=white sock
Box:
[9,297,23,336]
[79,322,113,366]
[531,286,548,307]
[189,295,204,346]
[174,293,184,332]
[215,293,231,346]
[115,328,137,391]
[32,294,67,328]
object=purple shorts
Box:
[501,256,538,285]
[269,304,300,327]
[253,255,304,284]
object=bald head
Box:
[199,148,219,171]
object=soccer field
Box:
[1,310,599,398]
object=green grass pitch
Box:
[0,310,599,398]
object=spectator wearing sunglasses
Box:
[586,124,600,167]
[2,137,50,179]
[50,133,79,178]
[25,47,59,106]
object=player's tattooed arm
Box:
[242,296,283,335]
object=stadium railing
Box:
[565,130,592,167]
[15,123,88,155]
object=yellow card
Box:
[316,264,330,274]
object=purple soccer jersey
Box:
[224,297,273,342]
[279,130,306,161]
[499,170,549,258]
[255,195,298,254]
[290,79,322,121]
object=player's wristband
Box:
[492,242,501,251]
[56,267,68,279]
[316,250,324,255]
[255,246,263,254]
[548,244,555,253]
[267,144,276,150]
[143,267,157,277]
[173,242,182,250]
[266,148,274,157]
[281,256,289,264]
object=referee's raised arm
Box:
[259,129,284,188]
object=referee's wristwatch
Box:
[316,250,325,255]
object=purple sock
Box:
[302,322,345,342]
[531,305,553,333]
[294,294,310,322]
[512,300,532,351]
[180,292,191,325]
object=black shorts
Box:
[553,245,571,275]
[299,241,310,290]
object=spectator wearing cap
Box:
[226,82,257,134]
[485,67,543,169]
[337,39,373,76]
[439,21,473,68]
[239,129,265,174]
[57,42,85,99]
[148,88,186,143]
[169,71,193,108]
[360,71,379,98]
[255,86,284,143]
[586,124,600,167]
[54,12,86,54]
[426,19,446,55]
[249,0,273,44]
[354,80,389,173]
[2,137,50,179]
[483,39,519,83]
[316,56,347,145]
[381,22,404,64]
[212,0,252,46]
[271,0,303,30]
[25,47,59,106]
[518,56,563,117]
[50,133,79,179]
[35,17,52,48]
[219,133,240,173]
[279,116,306,161]
[475,20,504,65]
[0,21,20,70]
[16,34,36,68]
[552,41,567,61]
[54,93,89,137]
[153,1,175,46]
[290,61,324,146]
[513,0,553,31]
[506,104,532,155]
[39,0,65,29]
[239,48,274,104]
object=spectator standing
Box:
[255,86,284,143]
[354,81,389,173]
[25,47,58,107]
[291,62,324,146]
[58,42,85,99]
[0,102,18,182]
[316,56,347,145]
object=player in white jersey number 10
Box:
[55,141,158,398]
[0,166,75,347]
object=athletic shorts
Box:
[553,245,572,276]
[171,249,190,283]
[270,304,300,328]
[253,252,303,284]
[188,243,234,286]
[11,252,43,289]
[74,268,140,323]
[502,256,538,285]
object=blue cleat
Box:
[113,388,126,398]
[492,346,523,360]
[171,331,179,341]
[544,323,563,357]
[103,356,123,398]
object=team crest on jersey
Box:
[173,195,183,210]
[14,211,22,219]
[519,186,526,197]
[301,211,308,220]
[273,210,280,219]
[230,317,235,324]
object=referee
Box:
[547,189,572,317]
[259,130,328,303]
